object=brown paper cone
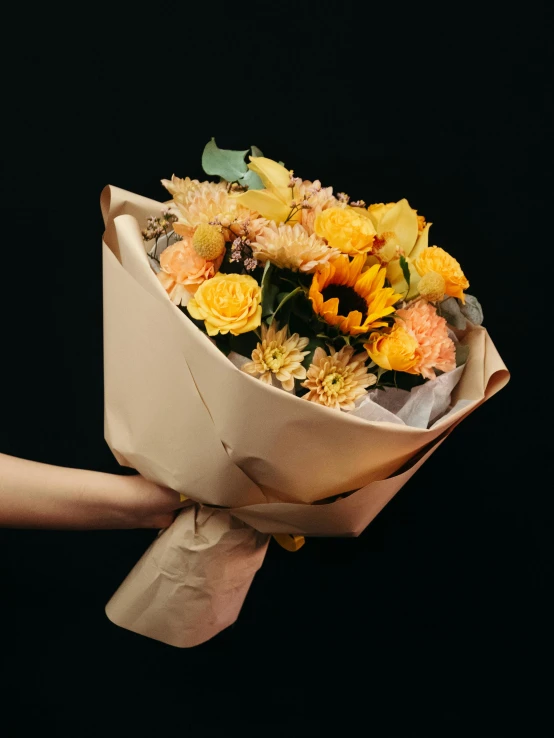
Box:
[105,507,270,648]
[101,185,510,646]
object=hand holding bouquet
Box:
[101,140,508,646]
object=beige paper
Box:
[105,506,269,648]
[101,186,510,646]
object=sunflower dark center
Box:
[321,284,367,320]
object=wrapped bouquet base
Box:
[102,185,509,647]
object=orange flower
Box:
[314,206,376,256]
[364,324,420,374]
[158,238,222,305]
[395,300,456,380]
[415,246,469,303]
[309,254,403,335]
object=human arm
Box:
[0,452,187,530]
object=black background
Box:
[0,6,552,736]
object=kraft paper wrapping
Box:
[101,186,510,647]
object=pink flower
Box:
[395,299,456,380]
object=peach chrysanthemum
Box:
[395,299,456,380]
[297,179,338,235]
[253,223,339,273]
[162,175,257,238]
[302,345,376,411]
[241,322,310,392]
[157,236,222,305]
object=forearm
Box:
[0,452,136,529]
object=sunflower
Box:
[309,254,403,336]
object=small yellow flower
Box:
[364,324,420,374]
[309,254,403,336]
[241,322,310,391]
[302,345,376,411]
[192,223,226,260]
[415,246,469,303]
[314,206,376,256]
[418,270,446,303]
[187,273,262,336]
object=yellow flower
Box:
[418,271,446,303]
[302,345,377,411]
[187,273,262,336]
[364,324,420,374]
[314,206,376,255]
[309,254,403,336]
[232,157,299,225]
[415,246,469,303]
[366,199,431,298]
[253,222,339,273]
[241,322,310,391]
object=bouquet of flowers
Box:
[101,140,509,647]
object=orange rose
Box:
[364,324,420,374]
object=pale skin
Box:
[0,453,187,530]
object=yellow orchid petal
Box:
[234,189,292,224]
[380,198,419,255]
[409,221,432,262]
[247,157,292,204]
[387,257,421,298]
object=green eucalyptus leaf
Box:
[437,296,467,330]
[202,138,249,183]
[399,255,411,289]
[459,294,484,326]
[239,168,264,190]
[250,145,264,158]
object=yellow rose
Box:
[187,273,262,336]
[314,206,376,256]
[364,325,420,374]
[415,246,469,303]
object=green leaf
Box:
[202,138,249,183]
[239,168,264,190]
[272,286,303,321]
[303,335,328,368]
[399,255,411,290]
[455,343,470,367]
[437,296,467,330]
[459,294,484,326]
[250,145,264,158]
[261,262,277,317]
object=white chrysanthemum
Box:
[253,222,339,273]
[241,322,310,392]
[297,179,338,235]
[302,345,376,411]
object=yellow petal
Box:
[248,157,292,202]
[388,257,421,298]
[409,221,431,262]
[380,199,419,255]
[234,189,292,224]
[187,298,202,320]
